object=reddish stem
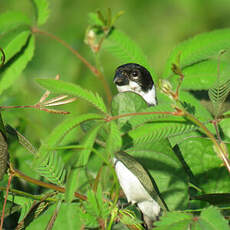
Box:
[105,111,182,122]
[0,173,13,230]
[13,168,87,201]
[31,27,112,104]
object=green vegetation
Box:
[0,0,230,229]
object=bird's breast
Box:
[114,158,152,203]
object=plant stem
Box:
[105,111,180,122]
[31,27,112,104]
[0,173,12,230]
[184,112,230,173]
[11,167,87,201]
[0,186,57,202]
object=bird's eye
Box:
[131,70,139,78]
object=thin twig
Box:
[185,112,230,173]
[46,200,62,230]
[212,120,222,143]
[105,111,182,122]
[0,186,57,202]
[0,173,13,230]
[31,27,112,104]
[10,166,87,201]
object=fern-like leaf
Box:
[164,28,230,77]
[128,122,195,145]
[36,79,108,114]
[0,132,8,180]
[173,59,230,90]
[18,199,34,223]
[106,121,122,154]
[65,123,102,202]
[6,125,37,154]
[104,28,157,79]
[76,123,103,167]
[127,104,175,128]
[208,79,230,117]
[37,151,66,186]
[35,113,103,165]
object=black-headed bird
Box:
[113,64,167,229]
[113,63,157,106]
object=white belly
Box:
[114,158,152,203]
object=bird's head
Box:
[113,63,157,106]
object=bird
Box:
[113,64,167,228]
[113,63,157,106]
[114,151,168,229]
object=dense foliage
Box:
[0,1,230,229]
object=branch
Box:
[10,165,87,201]
[0,173,13,230]
[0,75,76,115]
[185,112,230,173]
[31,27,112,104]
[105,110,182,122]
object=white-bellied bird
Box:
[114,151,168,229]
[113,63,167,229]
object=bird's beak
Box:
[113,73,129,86]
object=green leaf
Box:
[88,12,104,26]
[0,30,31,64]
[195,206,229,230]
[220,118,230,140]
[0,132,8,180]
[111,92,148,128]
[0,11,31,34]
[0,198,20,217]
[106,121,122,154]
[76,123,103,167]
[0,35,35,95]
[128,121,195,144]
[32,0,50,26]
[27,203,82,230]
[208,79,230,117]
[126,139,189,210]
[35,113,103,163]
[173,60,230,90]
[180,91,213,122]
[65,123,102,202]
[18,199,34,222]
[36,79,108,114]
[178,138,230,193]
[154,212,192,230]
[6,125,37,155]
[80,185,110,228]
[37,151,66,186]
[104,28,157,79]
[164,28,230,77]
[127,104,176,128]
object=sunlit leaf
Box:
[0,35,35,95]
[164,28,230,77]
[0,11,31,34]
[36,79,108,114]
[32,0,50,26]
